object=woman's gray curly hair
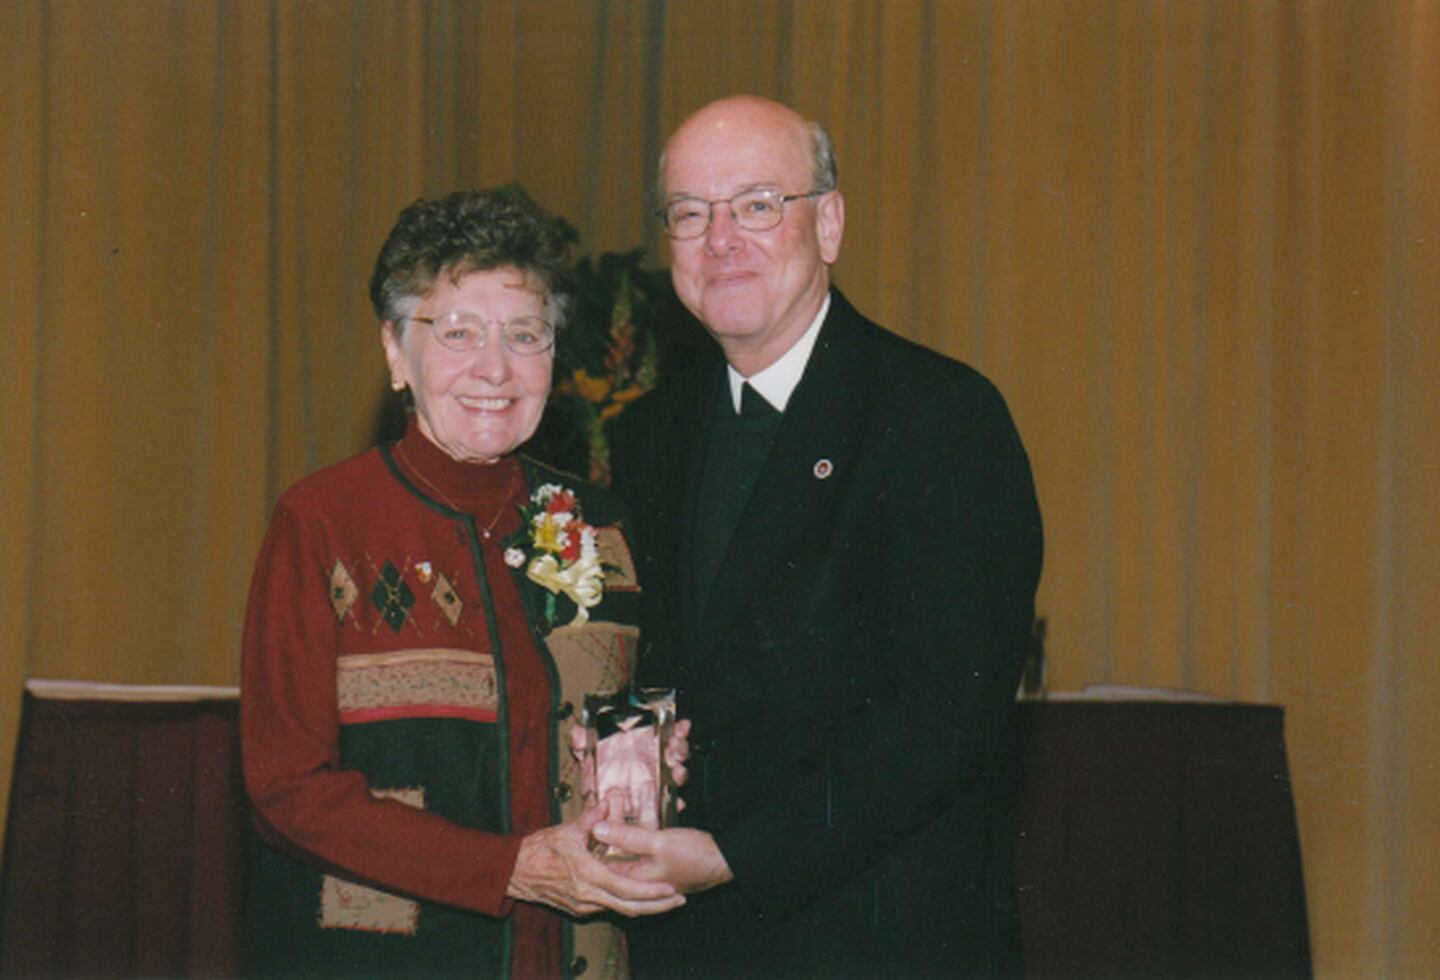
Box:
[368,188,575,332]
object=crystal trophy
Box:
[580,687,678,860]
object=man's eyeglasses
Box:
[406,312,555,356]
[657,188,825,240]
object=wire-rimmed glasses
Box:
[657,188,825,240]
[407,312,555,356]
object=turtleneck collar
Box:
[389,416,526,535]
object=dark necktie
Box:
[739,382,778,418]
[690,381,784,633]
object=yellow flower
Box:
[571,369,612,404]
[532,514,565,553]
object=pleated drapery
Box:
[2,2,1435,976]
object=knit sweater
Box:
[241,420,640,978]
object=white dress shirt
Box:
[726,292,831,413]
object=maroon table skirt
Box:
[1014,699,1311,978]
[1,692,1310,978]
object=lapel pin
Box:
[813,458,834,480]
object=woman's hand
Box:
[505,804,686,918]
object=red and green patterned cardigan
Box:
[241,422,639,979]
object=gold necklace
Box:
[393,443,521,540]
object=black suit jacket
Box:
[610,291,1043,978]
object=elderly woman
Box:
[241,189,681,979]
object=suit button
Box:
[555,700,574,721]
[569,955,588,975]
[553,781,573,803]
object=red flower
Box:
[547,490,577,515]
[560,522,587,563]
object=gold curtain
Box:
[2,1,1435,975]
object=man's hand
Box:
[506,806,686,917]
[665,718,692,790]
[592,822,734,895]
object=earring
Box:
[391,379,405,392]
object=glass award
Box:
[580,687,678,860]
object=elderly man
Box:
[604,95,1043,978]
